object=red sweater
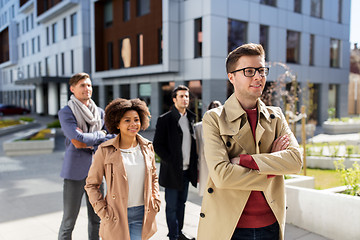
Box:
[236,108,277,228]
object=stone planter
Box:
[0,121,38,136]
[285,174,315,188]
[286,185,360,240]
[323,120,360,134]
[306,156,360,169]
[3,128,55,156]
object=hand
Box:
[76,127,83,133]
[71,139,93,149]
[271,135,290,152]
[230,157,240,165]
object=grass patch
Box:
[300,168,343,190]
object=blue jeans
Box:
[58,179,103,240]
[128,205,144,240]
[165,170,190,240]
[231,222,279,240]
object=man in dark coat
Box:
[153,85,198,240]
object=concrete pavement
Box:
[0,114,330,240]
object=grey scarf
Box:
[68,94,102,133]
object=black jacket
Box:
[153,106,198,190]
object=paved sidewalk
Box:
[0,114,330,240]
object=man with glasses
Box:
[197,43,302,240]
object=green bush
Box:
[19,117,34,122]
[47,120,61,128]
[334,159,360,196]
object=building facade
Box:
[0,0,351,129]
[0,0,91,115]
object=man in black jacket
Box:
[153,85,198,240]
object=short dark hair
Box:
[226,43,265,73]
[69,72,90,86]
[104,98,151,134]
[172,85,190,99]
[207,100,222,110]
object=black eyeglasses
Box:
[230,67,269,77]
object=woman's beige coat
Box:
[85,134,161,240]
[197,94,303,240]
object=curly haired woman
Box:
[85,98,161,240]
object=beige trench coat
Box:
[85,134,161,240]
[197,94,303,240]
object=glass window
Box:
[124,0,130,22]
[56,54,58,76]
[158,28,163,64]
[61,52,65,75]
[107,42,113,69]
[309,34,314,66]
[119,37,131,68]
[71,50,74,73]
[160,82,175,114]
[45,57,49,75]
[21,43,25,57]
[38,61,42,76]
[30,13,34,29]
[328,84,338,118]
[52,22,57,43]
[137,34,144,66]
[63,18,67,39]
[46,26,49,45]
[330,39,340,68]
[137,0,150,17]
[338,0,342,23]
[105,85,114,105]
[104,0,113,27]
[194,18,202,58]
[260,25,269,59]
[228,19,247,53]
[138,83,151,109]
[31,38,35,54]
[37,35,40,52]
[310,0,322,18]
[294,0,301,13]
[25,16,29,32]
[286,30,300,64]
[120,84,130,99]
[260,0,276,7]
[70,13,77,36]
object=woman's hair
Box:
[225,43,265,74]
[207,100,222,110]
[105,98,151,134]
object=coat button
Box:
[207,188,214,193]
[113,217,117,222]
[270,114,275,119]
[226,141,231,147]
[200,213,205,218]
[112,195,116,199]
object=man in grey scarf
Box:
[58,72,110,240]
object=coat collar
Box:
[170,105,196,122]
[224,94,272,123]
[101,133,151,149]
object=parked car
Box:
[0,104,31,116]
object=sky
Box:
[350,0,360,45]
